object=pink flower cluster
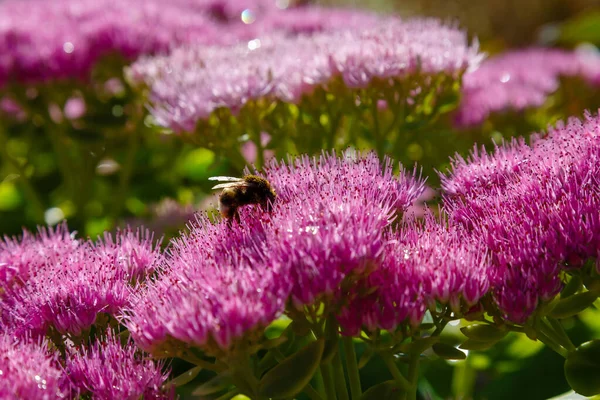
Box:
[455,48,600,127]
[443,111,600,322]
[0,225,162,337]
[128,17,480,132]
[126,151,492,351]
[0,0,386,87]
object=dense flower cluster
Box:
[126,151,426,352]
[455,48,600,127]
[338,214,490,335]
[0,334,66,399]
[1,227,161,337]
[0,0,320,86]
[260,151,425,309]
[443,112,600,322]
[64,332,171,399]
[128,17,480,132]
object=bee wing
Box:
[208,176,243,182]
[211,182,251,190]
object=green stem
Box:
[321,363,337,400]
[342,337,362,399]
[178,353,226,373]
[0,123,46,222]
[370,99,385,157]
[332,345,349,400]
[536,330,568,358]
[406,351,420,400]
[545,317,576,352]
[111,112,142,219]
[380,352,411,392]
[304,384,325,400]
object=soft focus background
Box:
[2,0,600,399]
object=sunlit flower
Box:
[455,48,600,127]
[338,214,489,335]
[64,331,171,400]
[260,150,425,309]
[0,334,65,399]
[129,17,480,133]
[1,228,162,337]
[442,112,600,322]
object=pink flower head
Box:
[126,214,290,353]
[130,16,480,133]
[443,112,600,322]
[0,334,65,399]
[0,0,289,86]
[260,150,425,309]
[338,213,489,336]
[93,228,163,282]
[0,222,79,291]
[2,228,163,337]
[64,331,171,400]
[455,48,600,127]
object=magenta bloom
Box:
[455,48,600,127]
[443,112,600,322]
[127,151,425,351]
[129,17,480,132]
[64,332,171,400]
[338,214,489,336]
[260,151,425,309]
[126,214,291,353]
[0,222,79,291]
[0,334,65,399]
[1,228,162,337]
[0,0,290,86]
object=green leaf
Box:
[408,336,440,355]
[359,380,404,400]
[258,339,325,399]
[561,275,583,299]
[321,337,338,365]
[565,340,600,396]
[459,339,498,351]
[550,291,598,319]
[432,343,467,360]
[460,324,508,342]
[164,366,202,389]
[191,371,233,396]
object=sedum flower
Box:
[455,48,600,127]
[260,150,425,309]
[1,227,162,337]
[0,334,65,399]
[127,151,425,352]
[126,214,290,353]
[129,17,480,133]
[442,112,600,322]
[64,331,171,400]
[338,214,490,335]
[0,0,291,86]
[0,222,79,291]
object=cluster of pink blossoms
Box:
[126,151,491,353]
[455,48,600,127]
[442,111,600,322]
[0,0,385,87]
[128,17,480,132]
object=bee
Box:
[209,175,277,221]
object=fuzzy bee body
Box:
[209,175,276,221]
